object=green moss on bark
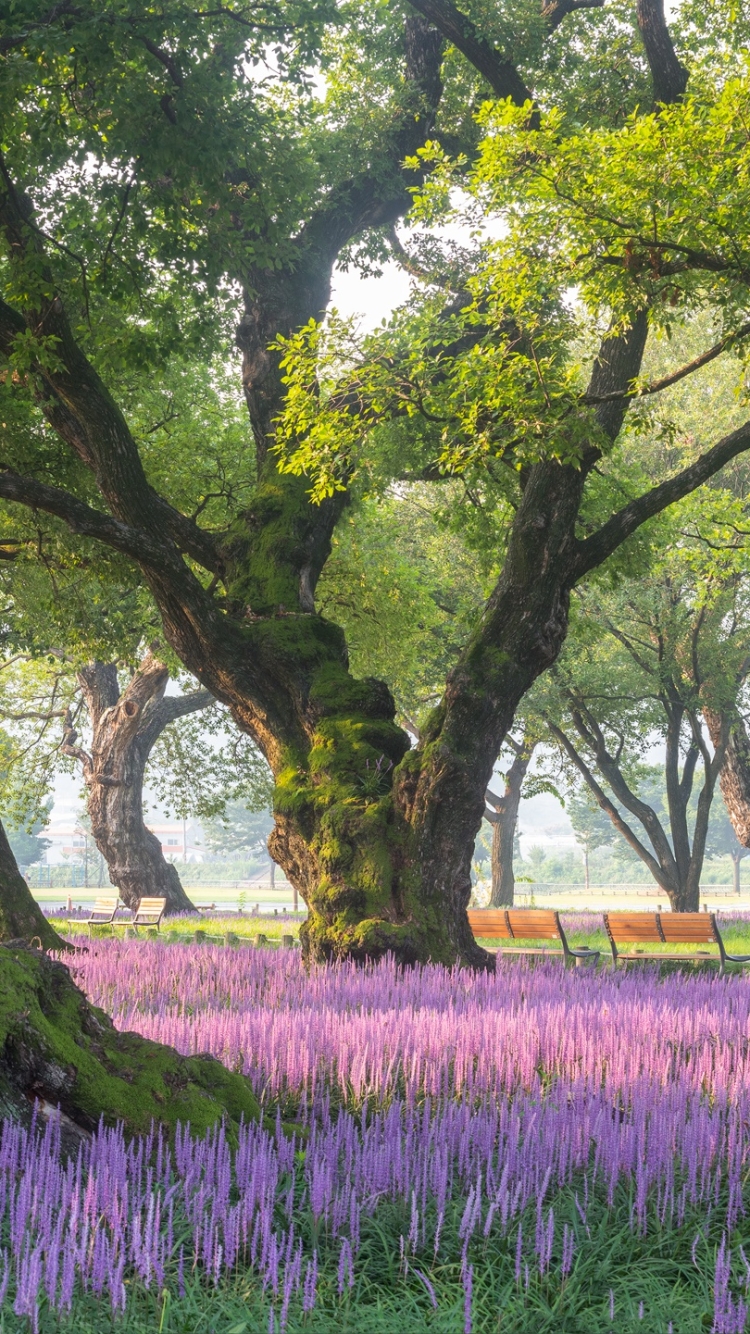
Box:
[0,944,261,1138]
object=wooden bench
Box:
[468,909,599,965]
[132,897,167,932]
[604,912,750,973]
[82,896,121,937]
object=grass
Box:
[49,907,750,965]
[0,1175,733,1332]
[49,912,304,947]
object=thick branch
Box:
[573,419,750,579]
[542,0,604,32]
[636,0,688,106]
[0,469,179,571]
[139,688,214,754]
[407,0,535,111]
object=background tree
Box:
[703,800,750,895]
[4,0,750,963]
[0,650,272,911]
[566,788,615,892]
[543,506,750,909]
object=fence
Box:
[510,882,744,897]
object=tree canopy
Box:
[3,0,750,960]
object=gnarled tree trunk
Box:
[0,0,720,963]
[0,819,65,951]
[485,738,535,907]
[62,654,212,914]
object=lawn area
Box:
[49,905,750,967]
[4,940,750,1331]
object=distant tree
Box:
[543,502,750,910]
[203,803,274,859]
[705,800,750,894]
[6,814,51,872]
[566,789,614,892]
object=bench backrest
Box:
[659,912,717,944]
[133,897,166,922]
[468,908,562,941]
[605,912,664,943]
[90,897,118,916]
[605,911,718,946]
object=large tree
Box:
[2,0,750,963]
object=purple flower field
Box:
[4,941,750,1331]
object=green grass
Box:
[49,913,304,946]
[1,1177,733,1332]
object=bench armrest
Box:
[568,946,600,960]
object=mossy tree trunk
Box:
[0,818,65,951]
[61,653,209,914]
[0,2,726,962]
[0,942,260,1140]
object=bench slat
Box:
[507,911,560,940]
[659,913,716,944]
[605,914,663,943]
[467,911,512,938]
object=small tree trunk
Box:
[489,810,516,906]
[0,819,66,951]
[486,737,535,908]
[62,654,213,915]
[732,849,742,894]
[583,845,590,893]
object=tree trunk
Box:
[0,820,66,951]
[0,941,259,1142]
[0,4,700,964]
[486,738,535,907]
[583,845,590,893]
[61,655,213,914]
[732,849,742,894]
[705,708,750,846]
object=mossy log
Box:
[0,943,261,1143]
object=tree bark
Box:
[61,654,212,914]
[0,819,66,951]
[485,738,535,906]
[705,708,750,847]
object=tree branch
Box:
[407,0,536,113]
[542,0,604,32]
[573,419,750,580]
[583,321,750,406]
[636,0,688,107]
[0,469,178,572]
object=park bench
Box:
[82,896,121,937]
[467,908,599,965]
[604,912,750,973]
[131,897,167,932]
